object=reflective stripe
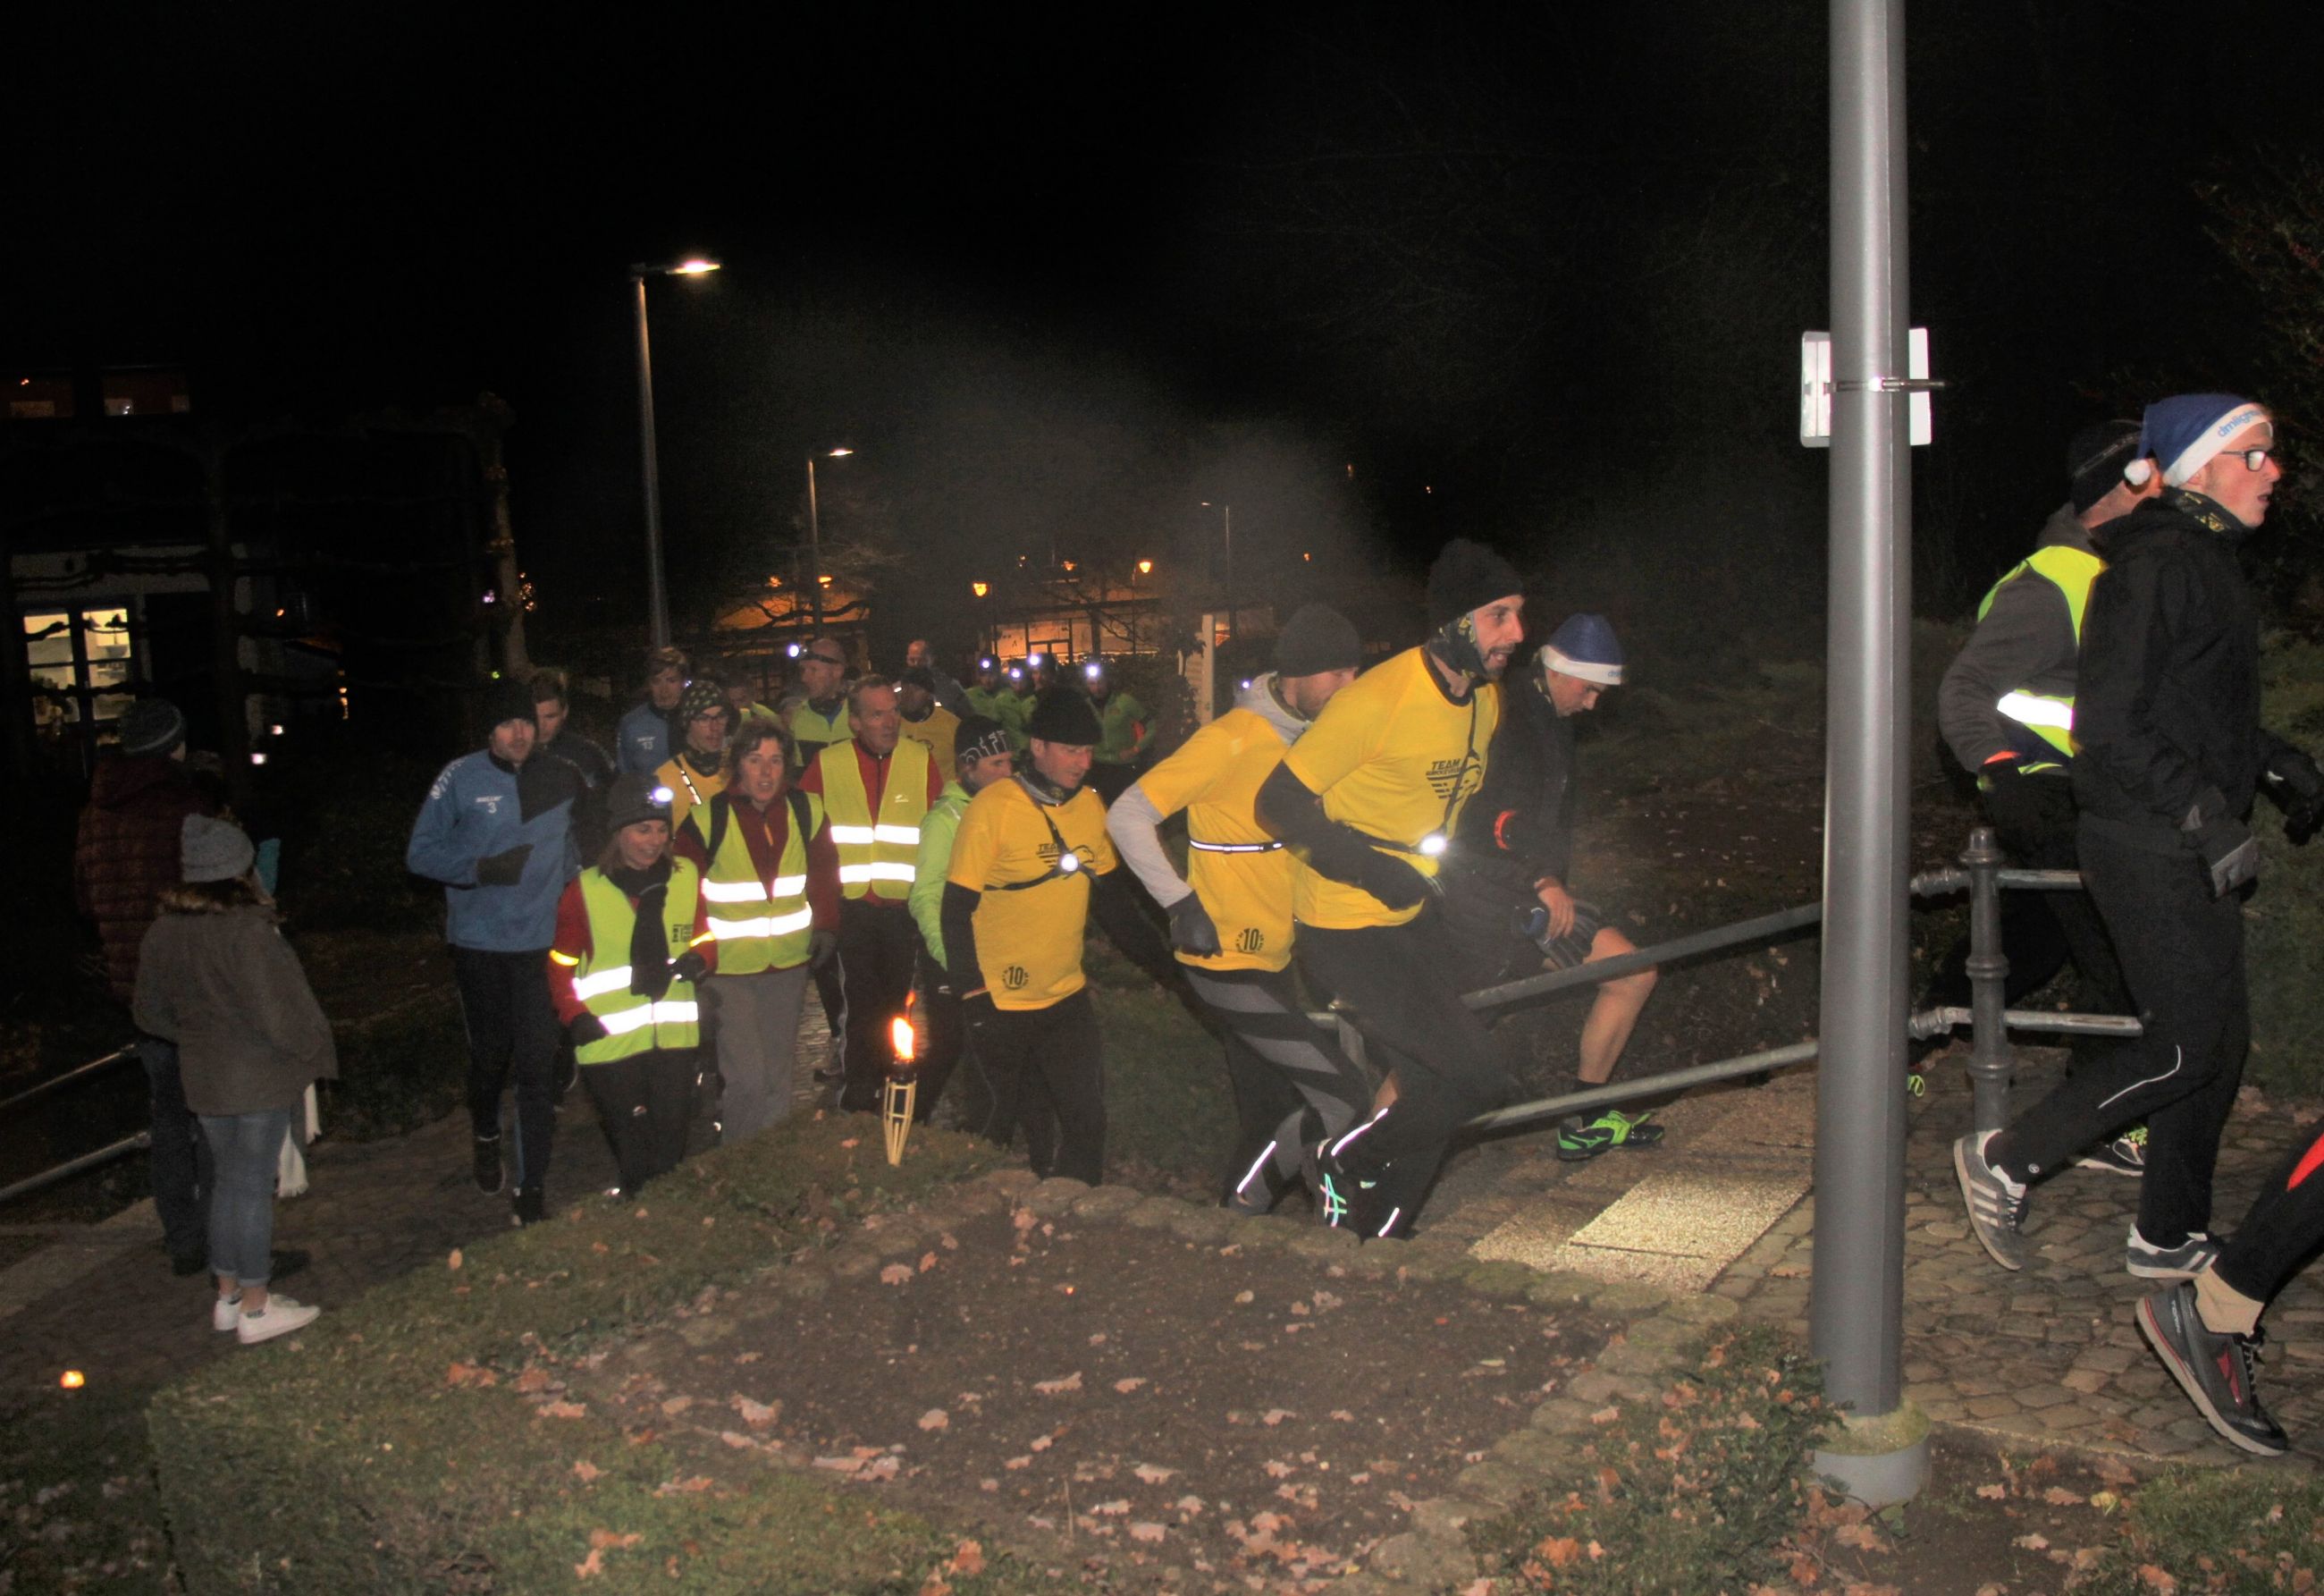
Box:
[706,906,815,940]
[828,823,879,845]
[1997,691,2075,731]
[872,823,922,845]
[838,861,919,885]
[699,878,770,903]
[1190,838,1284,854]
[770,874,806,897]
[572,967,635,999]
[599,1000,701,1036]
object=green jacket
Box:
[909,779,973,966]
[1091,690,1149,764]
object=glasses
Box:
[2219,447,2278,472]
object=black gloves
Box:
[670,949,709,984]
[2184,787,2259,898]
[567,1012,610,1046]
[1304,824,1431,911]
[807,929,839,970]
[1979,759,2051,849]
[1167,894,1222,957]
[475,843,534,886]
[2263,747,2324,846]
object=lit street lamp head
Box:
[629,256,723,281]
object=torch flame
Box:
[890,1014,916,1065]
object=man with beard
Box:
[1956,395,2324,1289]
[799,675,944,1110]
[1256,539,1522,1237]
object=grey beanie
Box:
[118,699,187,758]
[181,814,256,883]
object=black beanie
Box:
[2067,419,2144,516]
[956,714,1010,765]
[484,676,537,730]
[1026,688,1102,746]
[1272,604,1361,677]
[1426,538,1525,632]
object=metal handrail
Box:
[0,1045,138,1117]
[0,1131,151,1208]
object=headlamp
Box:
[1057,851,1082,874]
[651,786,674,805]
[1027,652,1046,668]
[786,642,801,658]
[1083,661,1102,680]
[1007,666,1023,681]
[1417,832,1448,857]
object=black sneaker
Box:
[1557,1110,1665,1162]
[471,1134,504,1195]
[2136,1282,2288,1457]
[511,1186,546,1228]
[2075,1126,2146,1178]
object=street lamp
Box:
[804,446,854,632]
[629,256,720,649]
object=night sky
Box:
[13,4,2324,661]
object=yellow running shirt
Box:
[898,705,960,775]
[1280,646,1498,930]
[947,777,1120,1010]
[1134,706,1295,973]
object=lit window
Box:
[24,607,137,741]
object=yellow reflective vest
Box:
[1979,545,2101,771]
[698,792,821,975]
[569,864,702,1063]
[817,739,931,900]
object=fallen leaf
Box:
[840,1137,860,1149]
[572,1459,603,1482]
[653,1477,713,1497]
[733,1396,780,1429]
[660,1397,694,1417]
[1114,1378,1148,1394]
[1091,1499,1131,1516]
[1262,1408,1294,1427]
[1175,1494,1205,1514]
[514,1367,553,1395]
[880,1263,915,1286]
[918,1409,949,1431]
[1033,1372,1083,1395]
[1133,1463,1176,1484]
[538,1400,588,1420]
[1234,1289,1255,1305]
[2015,1533,2050,1551]
[1975,1482,2008,1500]
[575,1548,605,1579]
[2042,1487,2085,1506]
[589,1529,643,1550]
[1005,1456,1032,1470]
[448,1248,463,1271]
[949,1540,986,1575]
[1329,1410,1355,1423]
[446,1361,497,1389]
[1265,1460,1295,1478]
[920,1252,939,1272]
[2136,1566,2178,1594]
[1129,1522,1166,1543]
[1029,1434,1054,1452]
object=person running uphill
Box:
[1258,538,1523,1238]
[1107,604,1369,1214]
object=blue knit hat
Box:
[2138,393,2269,487]
[1539,614,1623,686]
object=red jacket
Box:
[75,756,214,1003]
[797,740,944,907]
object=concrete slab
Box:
[1562,1168,1811,1259]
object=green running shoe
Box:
[1557,1109,1665,1162]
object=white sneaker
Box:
[236,1294,321,1346]
[211,1292,243,1332]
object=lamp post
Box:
[629,256,720,649]
[804,447,854,633]
[1200,501,1234,655]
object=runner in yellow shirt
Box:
[1107,605,1368,1216]
[940,689,1167,1184]
[1256,539,1526,1238]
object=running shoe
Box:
[2126,1226,2219,1280]
[2074,1126,2146,1177]
[1953,1129,2029,1271]
[2136,1282,2287,1457]
[471,1133,504,1195]
[1556,1110,1665,1162]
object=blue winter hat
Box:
[2139,393,2269,487]
[1539,614,1623,687]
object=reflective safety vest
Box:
[700,792,821,975]
[818,739,931,899]
[1978,544,2101,771]
[569,864,702,1063]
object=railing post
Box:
[1962,823,2014,1132]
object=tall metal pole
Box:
[805,455,824,634]
[1810,0,1926,1505]
[1223,504,1234,654]
[632,274,671,650]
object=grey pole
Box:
[806,455,824,634]
[1810,0,1927,1505]
[1961,824,2017,1132]
[631,272,671,651]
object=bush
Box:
[1468,1324,1831,1594]
[148,1117,1012,1594]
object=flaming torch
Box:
[883,1001,918,1166]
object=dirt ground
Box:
[556,1205,1611,1592]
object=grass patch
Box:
[318,988,469,1140]
[1468,1324,1831,1594]
[2246,631,2324,1099]
[147,1115,1031,1594]
[2080,1465,2324,1593]
[1085,946,1239,1195]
